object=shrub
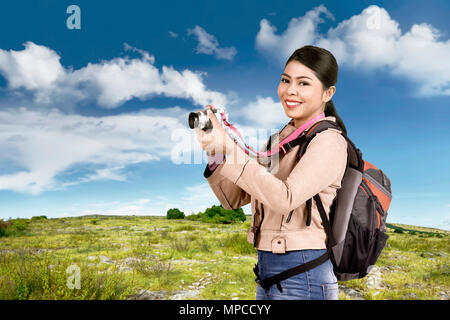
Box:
[222,233,256,254]
[11,219,29,231]
[131,258,173,286]
[166,208,185,220]
[31,216,47,220]
[186,205,246,224]
[1,250,132,299]
[0,219,29,237]
[170,236,191,252]
[0,220,11,237]
[173,225,196,232]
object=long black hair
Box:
[285,45,347,135]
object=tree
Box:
[166,208,185,219]
[186,205,245,224]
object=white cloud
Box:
[0,41,240,196]
[0,42,67,104]
[69,183,251,217]
[219,96,289,155]
[234,96,289,130]
[168,31,179,39]
[177,182,250,216]
[256,5,334,61]
[255,5,450,96]
[159,65,228,107]
[76,198,156,216]
[0,42,229,108]
[0,106,196,194]
[187,25,237,61]
[178,182,222,214]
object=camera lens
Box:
[188,112,199,129]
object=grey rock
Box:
[404,293,419,299]
[366,266,383,290]
[171,290,201,300]
[99,255,114,264]
[122,257,141,265]
[339,285,365,300]
[127,289,200,300]
[127,290,167,300]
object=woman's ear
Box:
[323,86,336,103]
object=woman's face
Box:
[277,60,335,128]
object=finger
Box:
[206,108,221,128]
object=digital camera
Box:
[188,107,227,131]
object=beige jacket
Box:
[204,116,348,253]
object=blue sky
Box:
[0,0,449,230]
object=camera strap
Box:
[219,112,325,160]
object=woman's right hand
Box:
[194,105,234,157]
[194,107,215,156]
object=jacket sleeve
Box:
[204,158,251,210]
[203,137,273,210]
[216,129,348,214]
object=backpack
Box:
[253,119,392,291]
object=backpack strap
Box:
[313,194,337,247]
[294,119,363,170]
[297,120,342,159]
[298,120,363,223]
[296,120,342,227]
[254,250,330,292]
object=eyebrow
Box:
[281,73,312,80]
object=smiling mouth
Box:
[285,100,302,108]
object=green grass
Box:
[0,215,448,300]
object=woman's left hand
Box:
[195,104,235,156]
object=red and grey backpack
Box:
[254,120,392,291]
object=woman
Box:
[195,45,348,300]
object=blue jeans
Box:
[256,249,339,300]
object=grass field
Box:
[0,215,448,300]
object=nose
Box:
[286,82,298,96]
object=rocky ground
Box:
[83,252,449,300]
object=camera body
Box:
[188,107,228,131]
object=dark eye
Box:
[299,81,309,86]
[281,78,289,83]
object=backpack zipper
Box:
[363,172,392,199]
[361,180,383,229]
